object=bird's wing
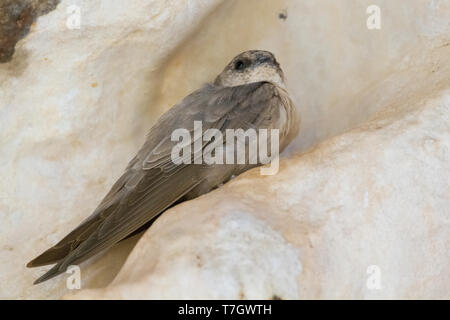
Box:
[28,81,283,284]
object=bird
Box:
[27,50,299,284]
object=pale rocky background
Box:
[0,0,448,299]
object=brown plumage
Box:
[27,50,299,284]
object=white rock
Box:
[0,0,223,299]
[68,64,450,299]
[0,0,449,299]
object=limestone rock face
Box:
[0,0,60,63]
[0,0,449,299]
[0,0,223,300]
[68,60,450,299]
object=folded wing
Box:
[28,81,283,284]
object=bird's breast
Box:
[274,85,299,152]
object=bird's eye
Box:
[234,60,245,70]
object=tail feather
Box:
[27,217,104,269]
[26,245,71,268]
[33,264,66,285]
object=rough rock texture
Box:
[68,50,450,299]
[0,0,224,300]
[0,0,60,63]
[0,0,449,299]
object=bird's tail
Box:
[32,263,66,285]
[26,244,71,268]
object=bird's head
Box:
[214,50,286,88]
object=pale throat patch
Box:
[220,65,286,89]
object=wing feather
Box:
[29,81,285,284]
